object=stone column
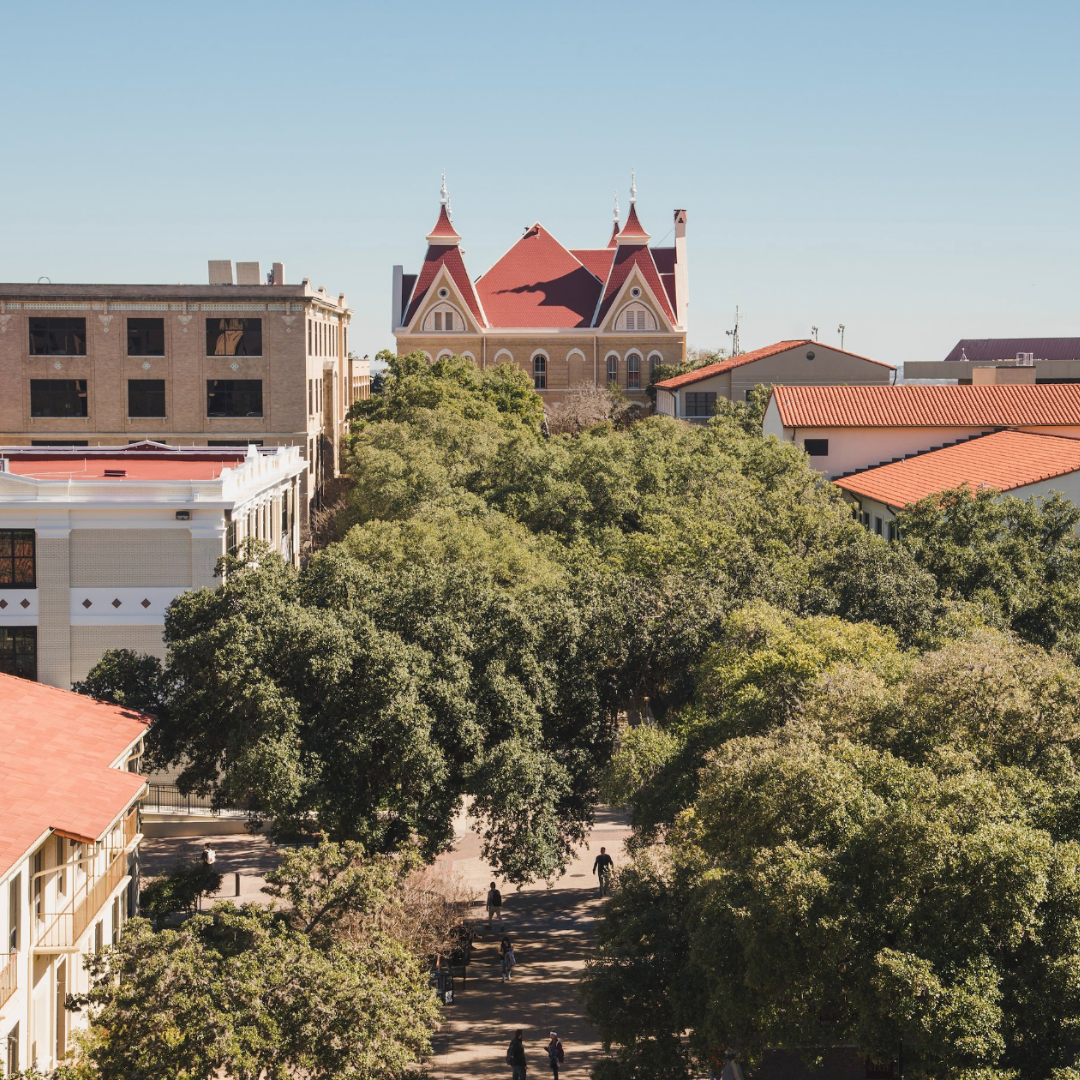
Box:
[36,523,72,689]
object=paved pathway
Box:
[427,807,630,1078]
[140,833,281,905]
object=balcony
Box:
[33,808,139,953]
[0,951,15,1010]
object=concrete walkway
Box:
[428,807,630,1078]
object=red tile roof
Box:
[403,243,486,328]
[617,204,650,241]
[6,456,240,481]
[772,383,1080,429]
[426,204,460,241]
[0,673,148,878]
[835,429,1080,507]
[570,249,615,282]
[595,242,676,326]
[476,225,601,328]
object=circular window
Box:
[438,287,449,299]
[630,287,641,298]
[806,350,815,361]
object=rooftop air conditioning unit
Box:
[1017,352,1035,366]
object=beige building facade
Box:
[393,181,687,406]
[0,264,368,518]
[0,443,305,689]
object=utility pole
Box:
[726,306,741,356]
[837,323,846,349]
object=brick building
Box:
[0,442,305,688]
[392,177,687,405]
[0,263,369,518]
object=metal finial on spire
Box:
[629,168,637,204]
[439,171,448,206]
[613,191,620,222]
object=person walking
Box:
[201,843,216,866]
[592,846,614,897]
[507,1029,527,1079]
[546,1032,564,1079]
[487,881,503,925]
[500,936,516,982]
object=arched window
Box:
[648,352,663,380]
[626,353,641,389]
[533,353,547,390]
[422,303,463,332]
[617,302,656,332]
[606,354,619,386]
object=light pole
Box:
[811,326,819,342]
[837,324,846,349]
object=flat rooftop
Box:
[4,456,241,481]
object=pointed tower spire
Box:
[616,170,650,245]
[608,191,621,247]
[629,168,637,204]
[427,172,461,245]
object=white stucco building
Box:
[834,429,1080,537]
[763,383,1080,478]
[0,441,305,688]
[0,673,147,1075]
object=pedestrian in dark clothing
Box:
[507,1029,527,1079]
[592,846,614,896]
[500,936,516,981]
[547,1031,564,1078]
[487,881,503,924]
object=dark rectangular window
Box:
[8,875,20,951]
[683,392,717,417]
[30,379,88,418]
[207,440,263,447]
[30,440,88,447]
[206,318,262,356]
[28,318,86,356]
[874,516,884,536]
[128,379,166,417]
[0,530,35,588]
[0,626,36,680]
[804,438,830,457]
[127,318,165,356]
[207,379,263,417]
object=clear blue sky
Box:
[2,0,1078,368]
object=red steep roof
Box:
[618,204,650,241]
[595,242,676,326]
[656,340,894,390]
[426,204,460,241]
[835,429,1080,507]
[404,243,486,328]
[570,249,615,282]
[773,383,1080,429]
[0,673,148,878]
[477,225,601,328]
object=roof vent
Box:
[103,469,126,477]
[1016,351,1035,366]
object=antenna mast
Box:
[725,306,741,357]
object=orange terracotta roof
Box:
[0,673,148,878]
[834,429,1080,507]
[476,225,601,328]
[773,383,1080,429]
[6,456,239,481]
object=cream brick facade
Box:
[0,444,305,689]
[0,276,370,519]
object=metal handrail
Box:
[35,847,127,950]
[0,951,15,1009]
[143,783,247,814]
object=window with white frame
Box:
[617,302,656,332]
[606,354,619,386]
[626,353,641,389]
[648,352,663,379]
[533,354,547,390]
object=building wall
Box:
[728,345,894,397]
[0,289,356,517]
[393,331,685,406]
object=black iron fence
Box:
[143,784,248,815]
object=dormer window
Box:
[618,302,656,332]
